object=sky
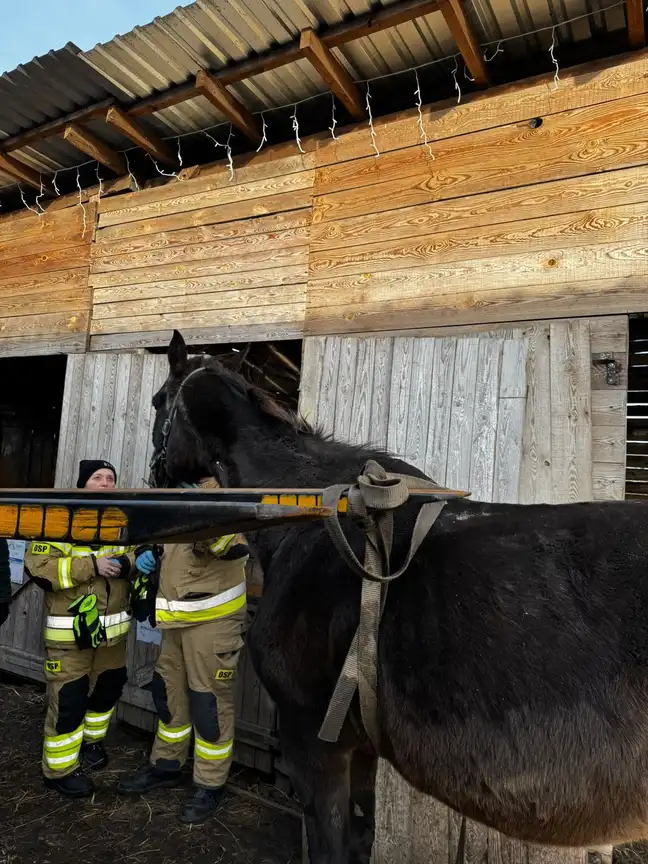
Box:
[0,0,182,74]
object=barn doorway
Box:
[0,355,67,488]
[626,316,648,500]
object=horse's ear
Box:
[168,330,188,378]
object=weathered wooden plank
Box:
[0,267,89,297]
[0,243,91,279]
[369,338,394,450]
[528,847,586,864]
[97,189,313,243]
[298,337,326,428]
[0,288,88,319]
[387,337,416,460]
[96,355,119,460]
[0,309,89,339]
[519,326,552,505]
[98,170,315,228]
[72,354,97,475]
[469,337,502,501]
[119,354,145,489]
[550,320,593,503]
[589,315,629,353]
[446,338,479,491]
[90,322,305,352]
[591,390,627,426]
[92,226,311,273]
[84,355,107,458]
[131,354,158,490]
[425,338,456,484]
[314,95,648,214]
[0,212,90,263]
[374,762,417,864]
[94,284,306,321]
[310,203,648,279]
[314,51,648,168]
[494,397,527,504]
[0,332,87,358]
[592,427,627,463]
[347,337,376,447]
[592,462,626,500]
[311,165,648,253]
[55,354,87,488]
[99,153,317,215]
[334,338,359,443]
[90,246,308,289]
[305,272,648,336]
[404,339,435,471]
[91,302,305,336]
[318,338,341,438]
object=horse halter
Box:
[149,363,214,489]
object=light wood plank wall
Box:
[299,316,627,864]
[0,204,95,356]
[89,153,315,350]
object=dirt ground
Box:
[0,675,301,864]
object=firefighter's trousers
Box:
[150,619,242,789]
[42,642,127,779]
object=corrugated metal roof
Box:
[0,0,629,198]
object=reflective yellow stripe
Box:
[45,612,131,643]
[194,737,233,761]
[105,621,130,640]
[209,535,235,555]
[157,721,192,744]
[49,542,73,555]
[83,709,114,741]
[43,724,83,771]
[44,628,76,643]
[156,592,246,625]
[57,557,72,590]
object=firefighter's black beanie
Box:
[76,459,117,489]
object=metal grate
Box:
[625,316,648,500]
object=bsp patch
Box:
[215,669,235,681]
[31,542,50,555]
[45,659,61,674]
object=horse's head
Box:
[149,330,307,488]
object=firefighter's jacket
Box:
[155,533,249,630]
[25,542,135,649]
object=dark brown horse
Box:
[150,330,648,864]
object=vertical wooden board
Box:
[519,326,552,505]
[73,353,97,470]
[469,337,502,501]
[373,762,416,864]
[494,336,529,504]
[318,337,341,438]
[589,315,628,353]
[550,321,593,503]
[425,338,456,485]
[528,848,586,864]
[97,354,119,460]
[109,354,133,474]
[592,461,626,499]
[494,398,526,504]
[369,338,394,450]
[387,337,415,460]
[299,337,326,427]
[405,339,435,472]
[120,354,145,488]
[465,818,490,864]
[350,337,376,445]
[409,794,449,864]
[446,338,479,491]
[131,353,158,488]
[84,354,107,458]
[335,338,359,442]
[55,354,87,487]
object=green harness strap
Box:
[68,594,106,649]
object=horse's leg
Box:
[280,711,352,864]
[349,744,377,864]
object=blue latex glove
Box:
[136,550,156,575]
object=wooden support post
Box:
[627,0,646,47]
[299,29,364,120]
[195,71,262,144]
[104,106,176,167]
[0,152,50,191]
[63,124,127,175]
[438,0,490,86]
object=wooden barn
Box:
[0,0,646,860]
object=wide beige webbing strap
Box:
[318,460,447,748]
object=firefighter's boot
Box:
[179,785,223,824]
[117,764,182,794]
[81,741,108,771]
[44,768,95,799]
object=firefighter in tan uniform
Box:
[118,477,248,825]
[24,460,135,799]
